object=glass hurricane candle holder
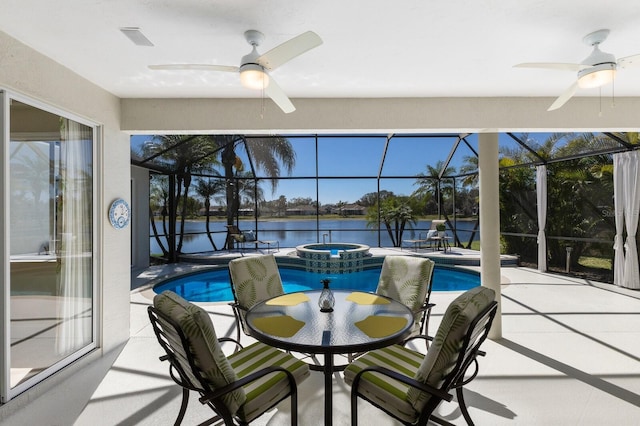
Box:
[318,278,335,312]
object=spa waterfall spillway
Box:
[294,243,371,274]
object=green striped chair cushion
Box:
[230,342,310,423]
[153,290,246,415]
[343,344,425,424]
[229,254,285,334]
[344,286,496,422]
[407,286,495,412]
[376,256,435,334]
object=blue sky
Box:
[132,133,552,205]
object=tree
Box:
[149,175,170,257]
[288,197,315,206]
[273,195,287,217]
[206,135,295,248]
[194,178,226,250]
[141,135,220,257]
[366,196,417,247]
[357,190,394,207]
[459,155,479,188]
[497,132,617,271]
[413,160,457,216]
[499,158,537,260]
[235,172,265,213]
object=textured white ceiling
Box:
[2,0,640,103]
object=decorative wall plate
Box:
[109,198,130,229]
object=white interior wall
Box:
[0,30,130,421]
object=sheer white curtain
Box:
[536,165,547,272]
[622,152,640,289]
[57,119,93,355]
[613,153,625,286]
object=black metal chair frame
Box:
[148,305,300,426]
[350,300,498,426]
[416,261,436,347]
[228,269,251,343]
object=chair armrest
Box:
[218,337,243,351]
[165,362,201,392]
[401,334,433,347]
[228,301,248,313]
[352,365,452,402]
[199,365,297,405]
[417,302,435,315]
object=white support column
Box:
[479,133,502,339]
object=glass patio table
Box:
[245,289,413,426]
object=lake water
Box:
[150,218,479,254]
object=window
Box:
[1,94,97,402]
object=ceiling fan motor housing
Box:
[578,46,617,88]
[239,46,270,90]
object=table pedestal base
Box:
[324,353,333,426]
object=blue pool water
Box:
[153,265,480,303]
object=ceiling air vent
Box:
[120,27,154,47]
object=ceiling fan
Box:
[514,29,640,111]
[149,30,323,114]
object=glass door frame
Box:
[0,90,100,403]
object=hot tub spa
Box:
[295,243,371,273]
[295,243,370,260]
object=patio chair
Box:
[226,225,277,254]
[226,224,253,253]
[344,286,497,426]
[148,290,309,426]
[429,220,451,252]
[346,255,435,363]
[228,254,285,341]
[376,255,436,341]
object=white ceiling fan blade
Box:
[514,62,589,72]
[256,31,322,71]
[547,81,579,111]
[618,53,640,69]
[264,77,295,113]
[149,64,239,72]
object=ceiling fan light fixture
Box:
[240,64,269,90]
[577,63,616,89]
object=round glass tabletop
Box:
[246,289,414,354]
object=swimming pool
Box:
[153,265,480,303]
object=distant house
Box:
[198,206,226,217]
[332,203,366,215]
[286,205,317,215]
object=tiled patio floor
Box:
[7,247,640,425]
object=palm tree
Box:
[149,175,169,257]
[235,172,265,213]
[141,135,219,256]
[194,178,226,250]
[412,160,456,216]
[458,155,478,186]
[205,135,295,248]
[366,196,417,247]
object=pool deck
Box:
[7,246,640,425]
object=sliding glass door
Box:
[1,93,97,402]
